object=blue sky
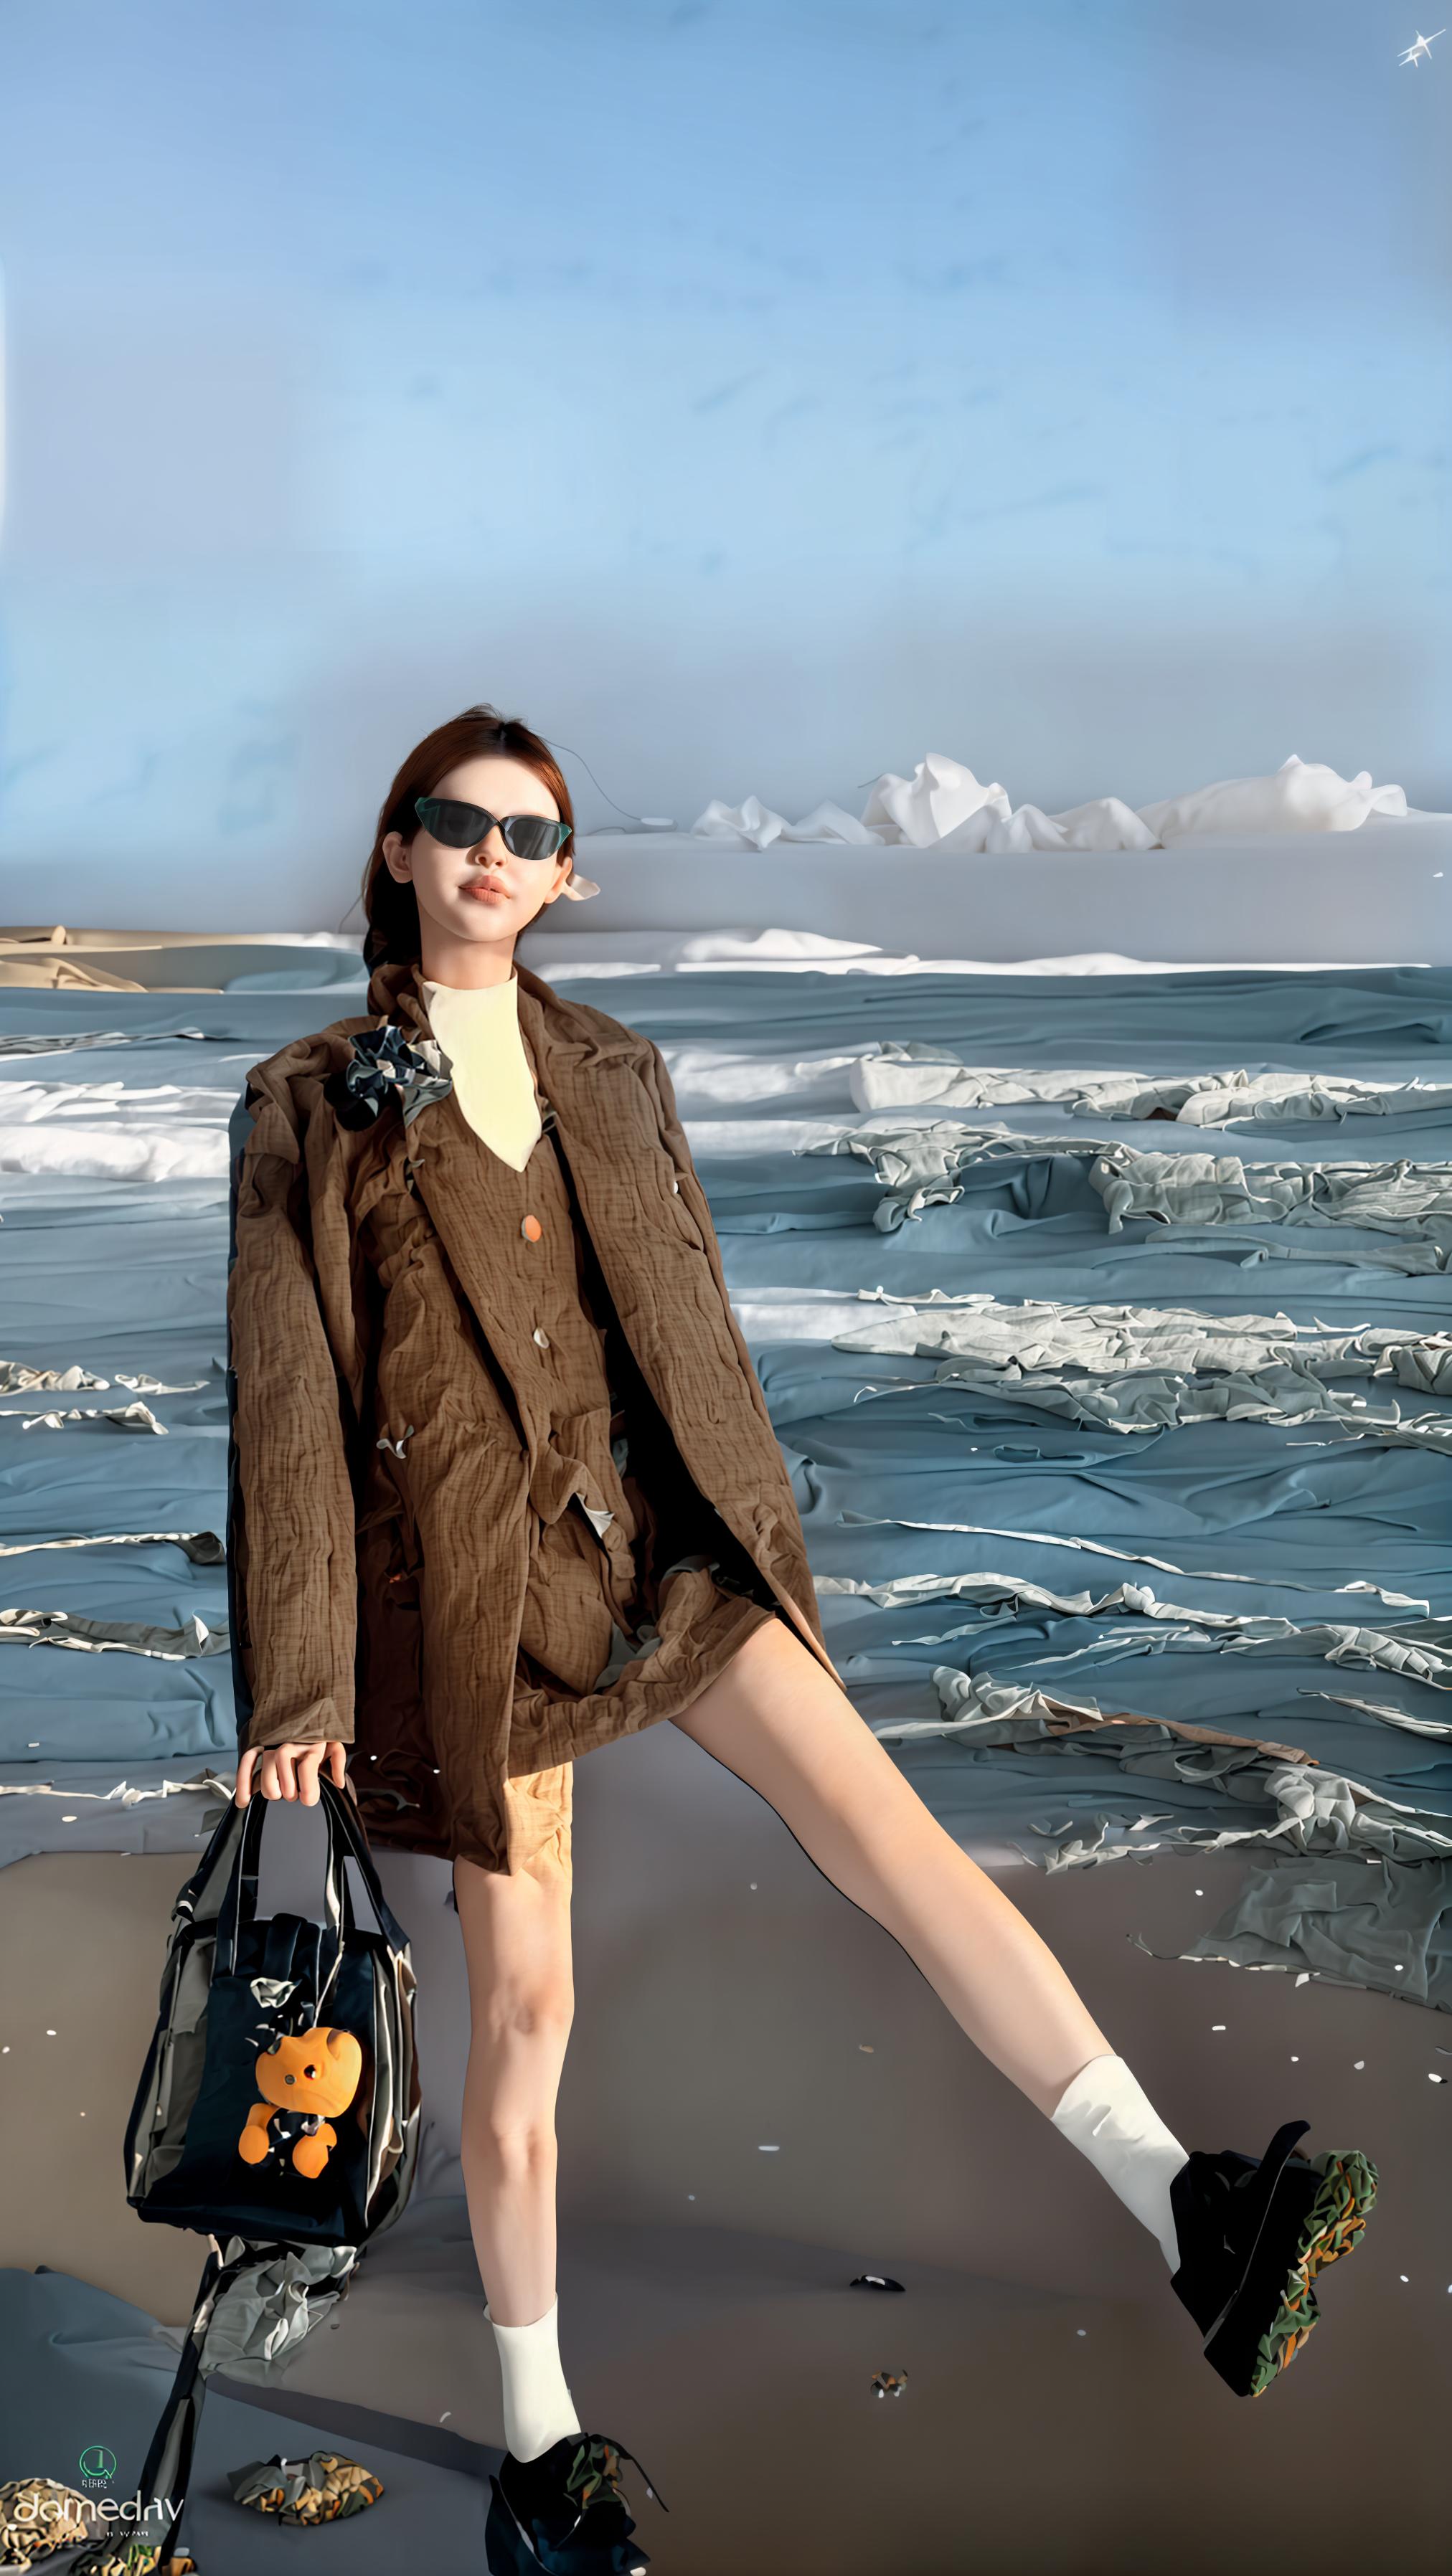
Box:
[0,0,1448,917]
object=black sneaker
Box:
[485,2432,665,2575]
[1170,2117,1378,2397]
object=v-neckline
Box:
[475,1120,548,1180]
[423,978,550,1178]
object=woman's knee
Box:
[484,1976,575,2050]
[461,1974,573,2164]
[464,1936,575,2052]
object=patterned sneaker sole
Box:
[1247,2148,1378,2397]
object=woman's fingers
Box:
[293,1743,326,1806]
[232,1741,348,1804]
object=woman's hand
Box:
[234,1741,349,1806]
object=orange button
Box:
[521,1214,542,1242]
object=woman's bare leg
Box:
[671,1615,1111,2116]
[453,1845,575,2326]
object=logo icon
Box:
[77,2446,117,2484]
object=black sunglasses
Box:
[413,795,572,863]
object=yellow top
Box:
[420,970,542,1173]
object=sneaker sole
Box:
[1201,2147,1378,2398]
[1245,2148,1377,2396]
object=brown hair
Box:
[357,704,576,968]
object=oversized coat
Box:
[225,952,842,1872]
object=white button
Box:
[532,1326,550,1348]
[671,1178,680,1193]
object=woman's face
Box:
[381,754,574,966]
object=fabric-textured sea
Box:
[813,1119,1452,1242]
[829,1291,1452,1444]
[852,1046,1452,1127]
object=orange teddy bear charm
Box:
[237,2026,364,2181]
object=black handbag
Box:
[98,1774,421,2571]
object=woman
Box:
[230,704,1376,2576]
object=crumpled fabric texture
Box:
[199,2240,362,2380]
[829,1287,1452,1384]
[691,751,1408,851]
[229,2450,383,2523]
[819,1569,1452,1692]
[811,1119,1452,1246]
[886,1670,1452,1869]
[1089,1144,1452,1241]
[808,1118,1108,1226]
[1174,1852,1452,2009]
[851,1046,1452,1129]
[828,1290,1452,1447]
[0,1607,227,1656]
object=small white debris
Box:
[687,2194,695,2200]
[748,1883,758,1890]
[1195,1889,1203,1897]
[61,1815,77,1823]
[45,2029,57,2037]
[1212,2025,1226,2032]
[1295,1973,1311,1987]
[440,2411,452,2422]
[1400,2276,1408,2283]
[758,2144,780,2153]
[1353,2060,1365,2071]
[1429,2073,1444,2085]
[1076,2329,1086,2336]
[1291,2055,1299,2063]
[859,2044,875,2054]
[1395,1965,1404,1972]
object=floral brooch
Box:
[324,1023,455,1132]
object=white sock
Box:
[486,2298,583,2463]
[1050,2052,1189,2270]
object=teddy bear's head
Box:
[254,2025,363,2116]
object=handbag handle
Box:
[213,1775,346,1986]
[318,1771,411,1954]
[212,1771,388,1992]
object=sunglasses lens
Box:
[503,816,569,862]
[416,797,487,848]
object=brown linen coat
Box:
[225,952,842,1872]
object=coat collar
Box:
[363,950,637,1116]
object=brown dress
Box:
[460,1081,783,1883]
